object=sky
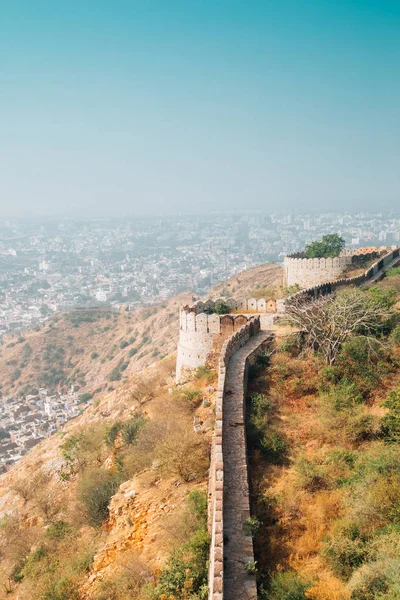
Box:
[0,0,399,217]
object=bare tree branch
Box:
[286,287,392,365]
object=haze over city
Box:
[1,0,399,217]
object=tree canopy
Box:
[304,233,345,259]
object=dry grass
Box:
[247,340,400,593]
[306,575,351,600]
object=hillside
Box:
[245,268,400,599]
[0,263,281,398]
[0,261,281,600]
[0,354,217,599]
[1,263,400,599]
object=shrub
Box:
[250,393,273,415]
[22,343,32,358]
[155,491,209,600]
[345,411,380,444]
[248,393,272,437]
[174,387,203,409]
[195,365,217,383]
[265,571,311,600]
[109,367,121,382]
[381,387,400,444]
[46,520,71,540]
[121,413,146,445]
[207,299,230,315]
[390,325,400,346]
[385,266,400,278]
[334,338,383,398]
[120,340,129,349]
[91,352,99,359]
[348,558,400,600]
[324,379,364,411]
[279,333,303,356]
[128,347,138,358]
[323,523,370,579]
[244,516,261,537]
[42,577,81,600]
[245,560,258,574]
[260,429,288,463]
[61,424,108,472]
[295,457,331,492]
[78,469,121,527]
[79,392,93,403]
[94,570,147,600]
[155,423,208,482]
[11,560,26,583]
[361,474,400,526]
[11,368,21,382]
[105,422,121,447]
[187,490,208,524]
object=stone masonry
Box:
[176,297,276,383]
[223,332,272,600]
[284,246,392,289]
[196,245,400,600]
[208,317,261,600]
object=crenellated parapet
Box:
[284,246,391,289]
[179,310,221,334]
[181,296,276,316]
[207,316,262,600]
[283,246,400,308]
[176,297,277,382]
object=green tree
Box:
[304,233,345,259]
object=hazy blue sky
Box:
[0,1,399,216]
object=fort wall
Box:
[176,297,277,382]
[207,316,263,600]
[202,245,400,599]
[283,246,400,307]
[284,246,391,289]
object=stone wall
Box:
[283,246,400,307]
[284,246,391,289]
[207,317,261,600]
[182,297,277,314]
[205,245,399,598]
[176,297,276,382]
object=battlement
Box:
[176,297,277,381]
[284,246,400,307]
[180,297,277,318]
[284,246,391,289]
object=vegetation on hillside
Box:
[0,360,214,600]
[286,286,394,365]
[246,273,400,600]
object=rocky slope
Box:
[0,261,281,600]
[0,354,214,599]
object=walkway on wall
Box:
[223,331,271,600]
[366,253,400,285]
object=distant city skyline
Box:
[0,1,399,216]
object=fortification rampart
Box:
[283,246,400,307]
[207,316,263,600]
[176,297,277,382]
[202,246,400,599]
[284,246,391,289]
[181,297,277,315]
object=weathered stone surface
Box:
[222,331,271,600]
